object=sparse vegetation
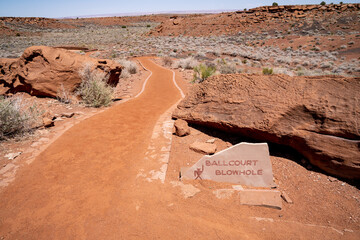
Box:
[176,57,199,69]
[193,64,216,82]
[262,67,274,75]
[217,60,237,74]
[163,56,173,67]
[77,63,114,107]
[56,84,72,104]
[0,95,40,139]
[320,1,326,5]
[117,59,138,77]
[272,2,278,7]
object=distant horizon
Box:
[0,0,359,18]
[61,9,239,19]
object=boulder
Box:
[173,119,190,137]
[173,74,360,179]
[189,142,217,155]
[0,46,122,97]
[42,117,54,128]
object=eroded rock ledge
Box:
[0,46,122,97]
[173,73,360,179]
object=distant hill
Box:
[62,9,237,19]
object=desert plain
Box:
[0,2,359,240]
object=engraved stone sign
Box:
[181,142,275,187]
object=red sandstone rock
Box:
[189,142,217,155]
[174,119,190,137]
[0,46,122,97]
[239,189,282,209]
[173,74,360,179]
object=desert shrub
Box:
[78,63,114,108]
[272,2,278,6]
[0,95,40,139]
[176,57,198,69]
[122,25,126,28]
[117,59,138,76]
[262,67,273,75]
[120,70,130,78]
[320,61,332,69]
[163,56,173,66]
[193,64,216,83]
[320,1,326,5]
[195,52,206,58]
[274,68,295,76]
[218,62,237,74]
[56,84,72,104]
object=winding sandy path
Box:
[0,58,186,239]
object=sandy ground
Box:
[0,58,359,239]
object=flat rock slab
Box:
[239,189,282,210]
[182,142,275,187]
[170,181,200,199]
[189,142,217,155]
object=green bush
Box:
[262,67,273,75]
[0,96,40,139]
[272,2,278,6]
[320,1,326,5]
[78,63,114,108]
[193,64,216,82]
[122,25,127,28]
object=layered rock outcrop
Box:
[173,74,360,179]
[0,46,122,97]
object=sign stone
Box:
[181,142,275,187]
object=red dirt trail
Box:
[0,58,357,240]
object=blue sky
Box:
[0,0,359,18]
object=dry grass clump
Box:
[117,59,138,77]
[56,84,72,104]
[0,95,40,139]
[216,59,238,74]
[163,56,173,67]
[175,57,199,69]
[78,63,114,108]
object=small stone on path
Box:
[281,191,293,204]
